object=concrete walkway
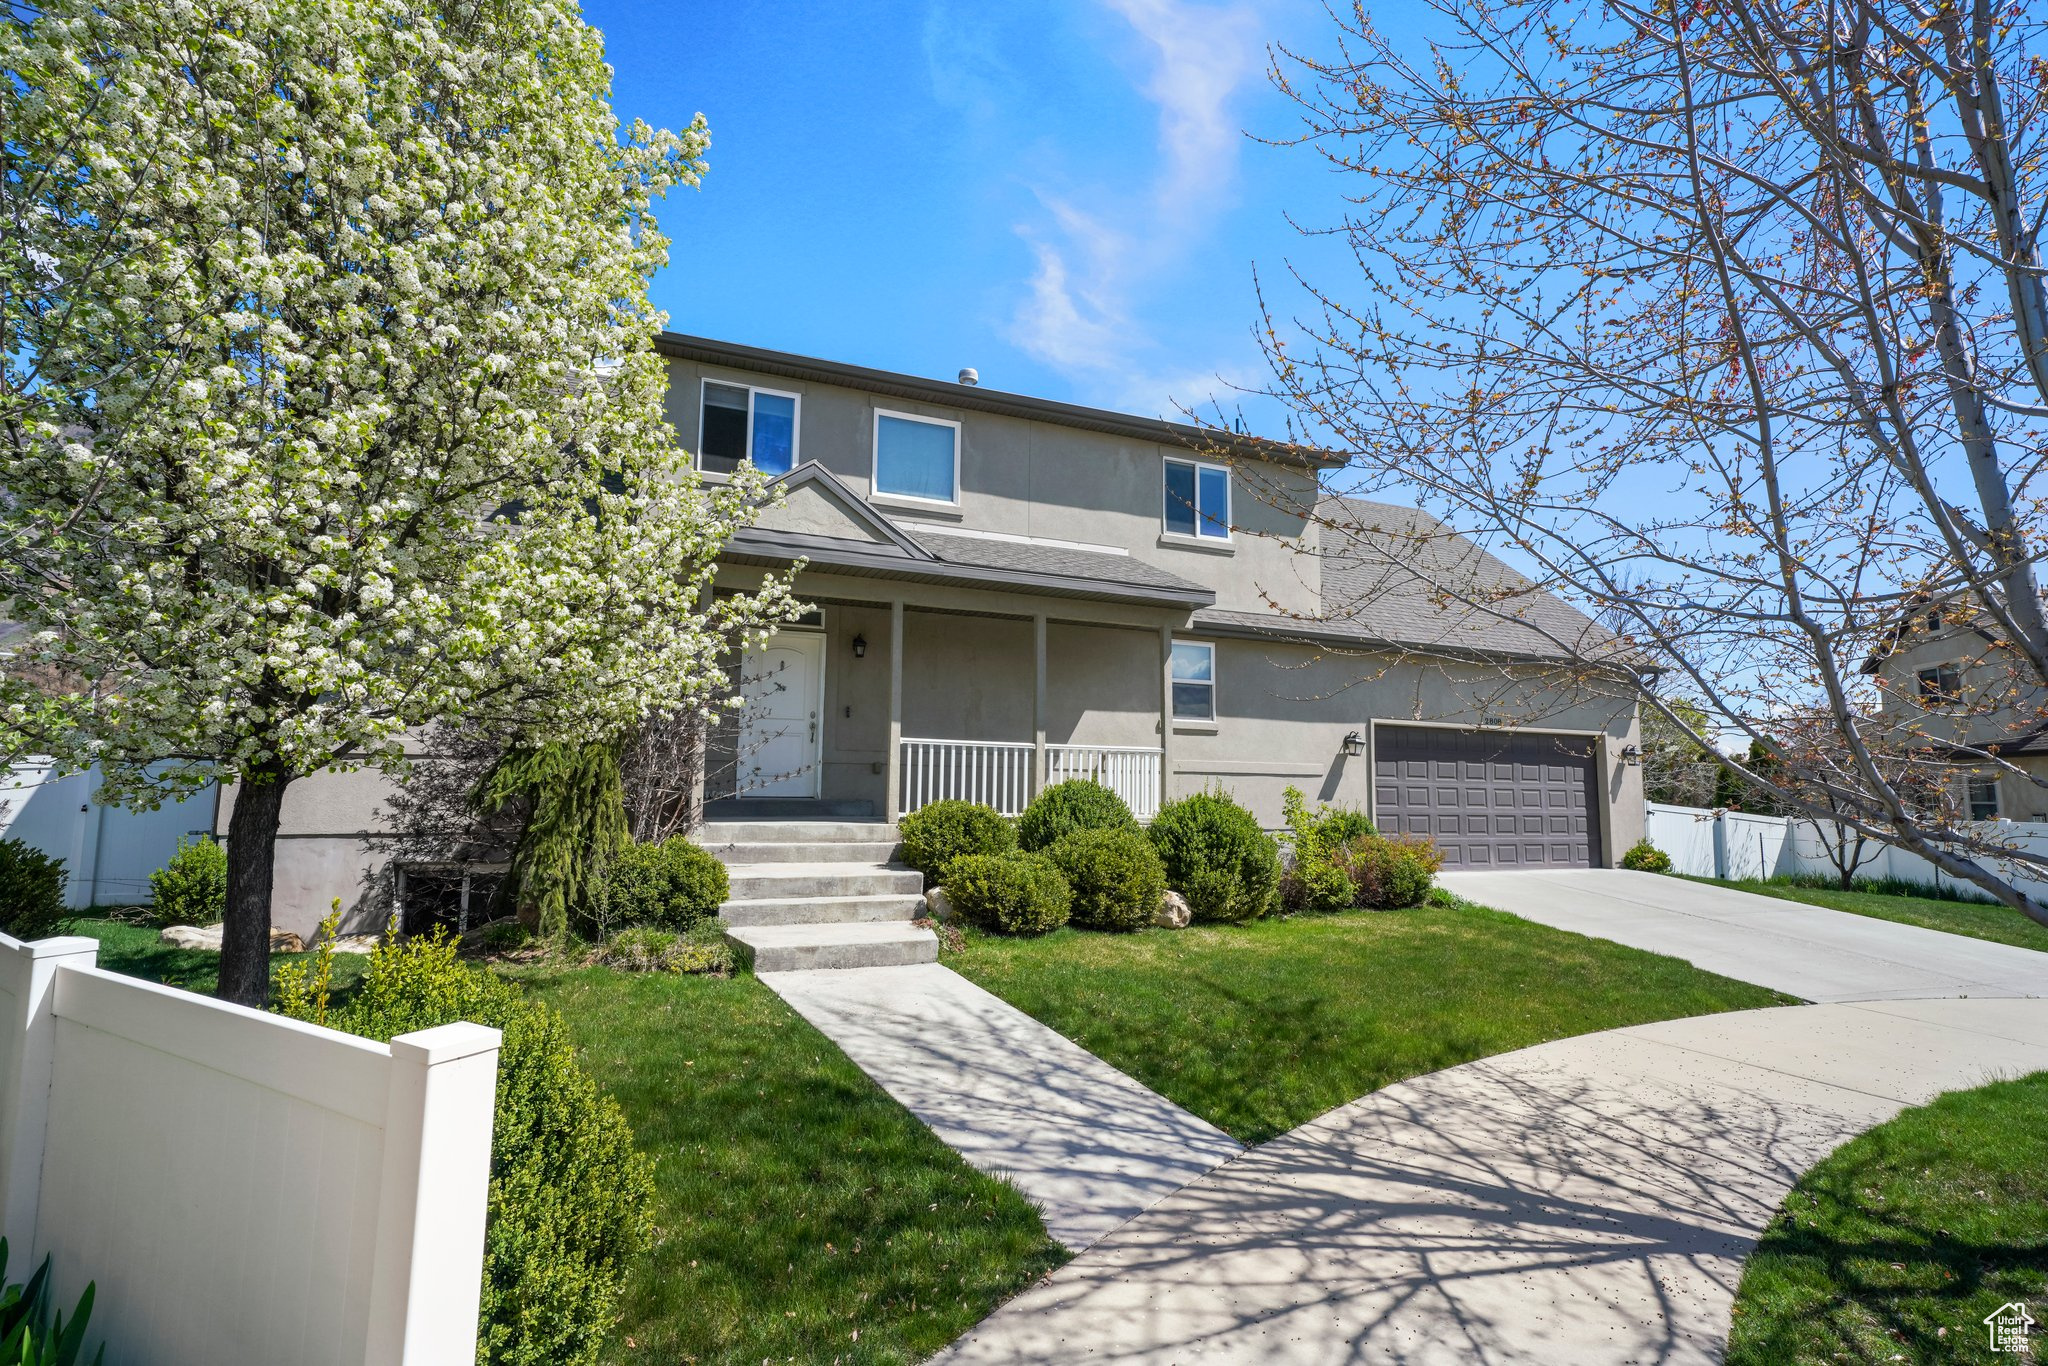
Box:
[1442,868,2048,1001]
[760,963,1242,1250]
[935,997,2048,1365]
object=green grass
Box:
[61,916,371,996]
[948,900,1794,1144]
[1727,1071,2048,1365]
[510,964,1067,1366]
[1697,877,2048,955]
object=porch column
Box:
[886,599,905,821]
[1158,624,1175,813]
[1033,614,1048,797]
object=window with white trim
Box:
[1967,774,2001,820]
[873,410,960,504]
[698,380,799,476]
[1163,457,1230,540]
[1916,664,1963,707]
[1171,641,1215,721]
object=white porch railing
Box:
[898,739,1164,819]
[901,739,1035,815]
[1047,744,1163,819]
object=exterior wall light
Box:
[1341,730,1366,757]
[1620,743,1641,766]
[852,634,867,658]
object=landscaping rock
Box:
[324,934,383,955]
[157,924,307,952]
[925,887,957,922]
[1154,891,1192,929]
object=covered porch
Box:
[710,465,1214,822]
[720,595,1188,822]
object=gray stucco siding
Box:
[666,356,1320,619]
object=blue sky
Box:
[582,0,1408,433]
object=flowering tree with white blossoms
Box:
[0,0,801,1005]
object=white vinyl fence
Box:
[1645,802,2048,902]
[1,761,219,908]
[0,932,499,1366]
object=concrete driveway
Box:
[934,998,2048,1365]
[1440,868,2047,1001]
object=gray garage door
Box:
[1373,727,1599,868]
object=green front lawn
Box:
[949,900,1793,1144]
[1727,1071,2048,1365]
[62,917,371,996]
[1698,878,2048,955]
[515,966,1066,1365]
[68,917,1065,1365]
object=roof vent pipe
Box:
[957,367,979,386]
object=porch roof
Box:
[723,526,1216,610]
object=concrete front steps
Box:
[703,815,937,972]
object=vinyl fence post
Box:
[363,1022,501,1366]
[0,935,99,1256]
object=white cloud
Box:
[1005,0,1263,406]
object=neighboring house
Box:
[238,335,1645,935]
[1863,597,2048,820]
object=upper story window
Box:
[1916,664,1963,707]
[1170,641,1216,721]
[873,410,960,505]
[1163,457,1230,540]
[699,380,798,476]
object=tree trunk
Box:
[220,770,291,1009]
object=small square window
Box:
[874,411,959,504]
[1163,458,1230,540]
[1171,641,1215,721]
[1916,665,1962,707]
[697,380,801,476]
[1967,775,2000,821]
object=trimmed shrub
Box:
[898,799,1015,883]
[1046,827,1166,931]
[277,933,653,1366]
[1149,789,1280,923]
[148,836,227,927]
[0,839,67,941]
[595,921,735,975]
[947,852,1072,935]
[1345,834,1443,909]
[1620,838,1673,873]
[1017,779,1135,852]
[593,836,727,933]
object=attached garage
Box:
[1373,726,1601,868]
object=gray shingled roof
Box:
[1193,495,1624,664]
[907,528,1209,597]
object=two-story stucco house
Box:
[1863,597,2048,821]
[234,335,1645,940]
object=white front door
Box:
[737,632,825,798]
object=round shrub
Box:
[1148,789,1279,923]
[278,932,653,1366]
[1017,779,1135,852]
[1279,847,1356,914]
[1046,827,1166,931]
[149,835,227,927]
[1620,838,1673,873]
[1345,834,1442,909]
[594,836,727,932]
[898,799,1016,883]
[946,852,1072,935]
[0,838,67,940]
